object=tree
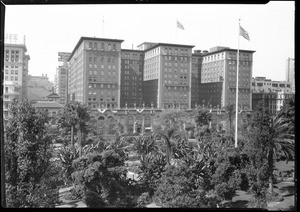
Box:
[277,96,295,135]
[153,164,208,208]
[58,102,91,155]
[71,140,135,208]
[194,107,212,128]
[4,99,59,207]
[244,101,294,193]
[223,104,235,135]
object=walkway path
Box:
[55,186,87,208]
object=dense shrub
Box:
[153,165,207,208]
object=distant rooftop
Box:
[33,101,63,108]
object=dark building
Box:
[191,50,203,108]
[120,49,144,108]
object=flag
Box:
[239,25,250,41]
[177,20,184,30]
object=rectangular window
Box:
[5,50,9,61]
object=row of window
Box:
[88,96,116,102]
[88,42,117,51]
[88,70,117,76]
[4,76,19,81]
[162,47,189,56]
[88,56,117,64]
[5,50,20,62]
[88,83,116,89]
[5,70,19,75]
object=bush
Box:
[153,165,207,208]
[136,192,150,207]
[85,189,105,208]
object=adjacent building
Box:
[120,49,144,108]
[67,37,124,109]
[286,57,295,92]
[4,40,30,101]
[251,77,292,93]
[3,81,22,119]
[252,91,295,115]
[142,43,195,109]
[199,46,255,110]
[55,52,71,105]
[251,76,294,114]
[28,74,53,92]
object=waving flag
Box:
[239,25,250,41]
[177,20,185,30]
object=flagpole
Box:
[102,16,104,37]
[235,19,241,148]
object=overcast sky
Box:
[4,2,294,82]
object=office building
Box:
[142,42,195,109]
[251,77,293,93]
[4,37,30,101]
[252,91,295,115]
[199,46,255,110]
[67,37,124,109]
[286,57,295,92]
[55,52,71,105]
[120,49,144,108]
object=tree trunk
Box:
[78,129,82,156]
[71,125,74,147]
[268,149,274,193]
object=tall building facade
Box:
[199,46,255,110]
[4,41,30,101]
[67,37,124,109]
[120,49,144,108]
[286,57,295,92]
[142,43,194,109]
[55,52,71,105]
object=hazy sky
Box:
[4,2,294,82]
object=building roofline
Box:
[144,43,195,52]
[5,43,27,52]
[121,49,144,52]
[202,48,256,56]
[68,36,125,61]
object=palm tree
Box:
[154,126,188,165]
[58,102,90,155]
[223,104,235,135]
[246,101,295,193]
[265,115,294,193]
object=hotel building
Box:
[142,43,195,109]
[67,37,124,109]
[199,46,255,110]
[120,49,144,108]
